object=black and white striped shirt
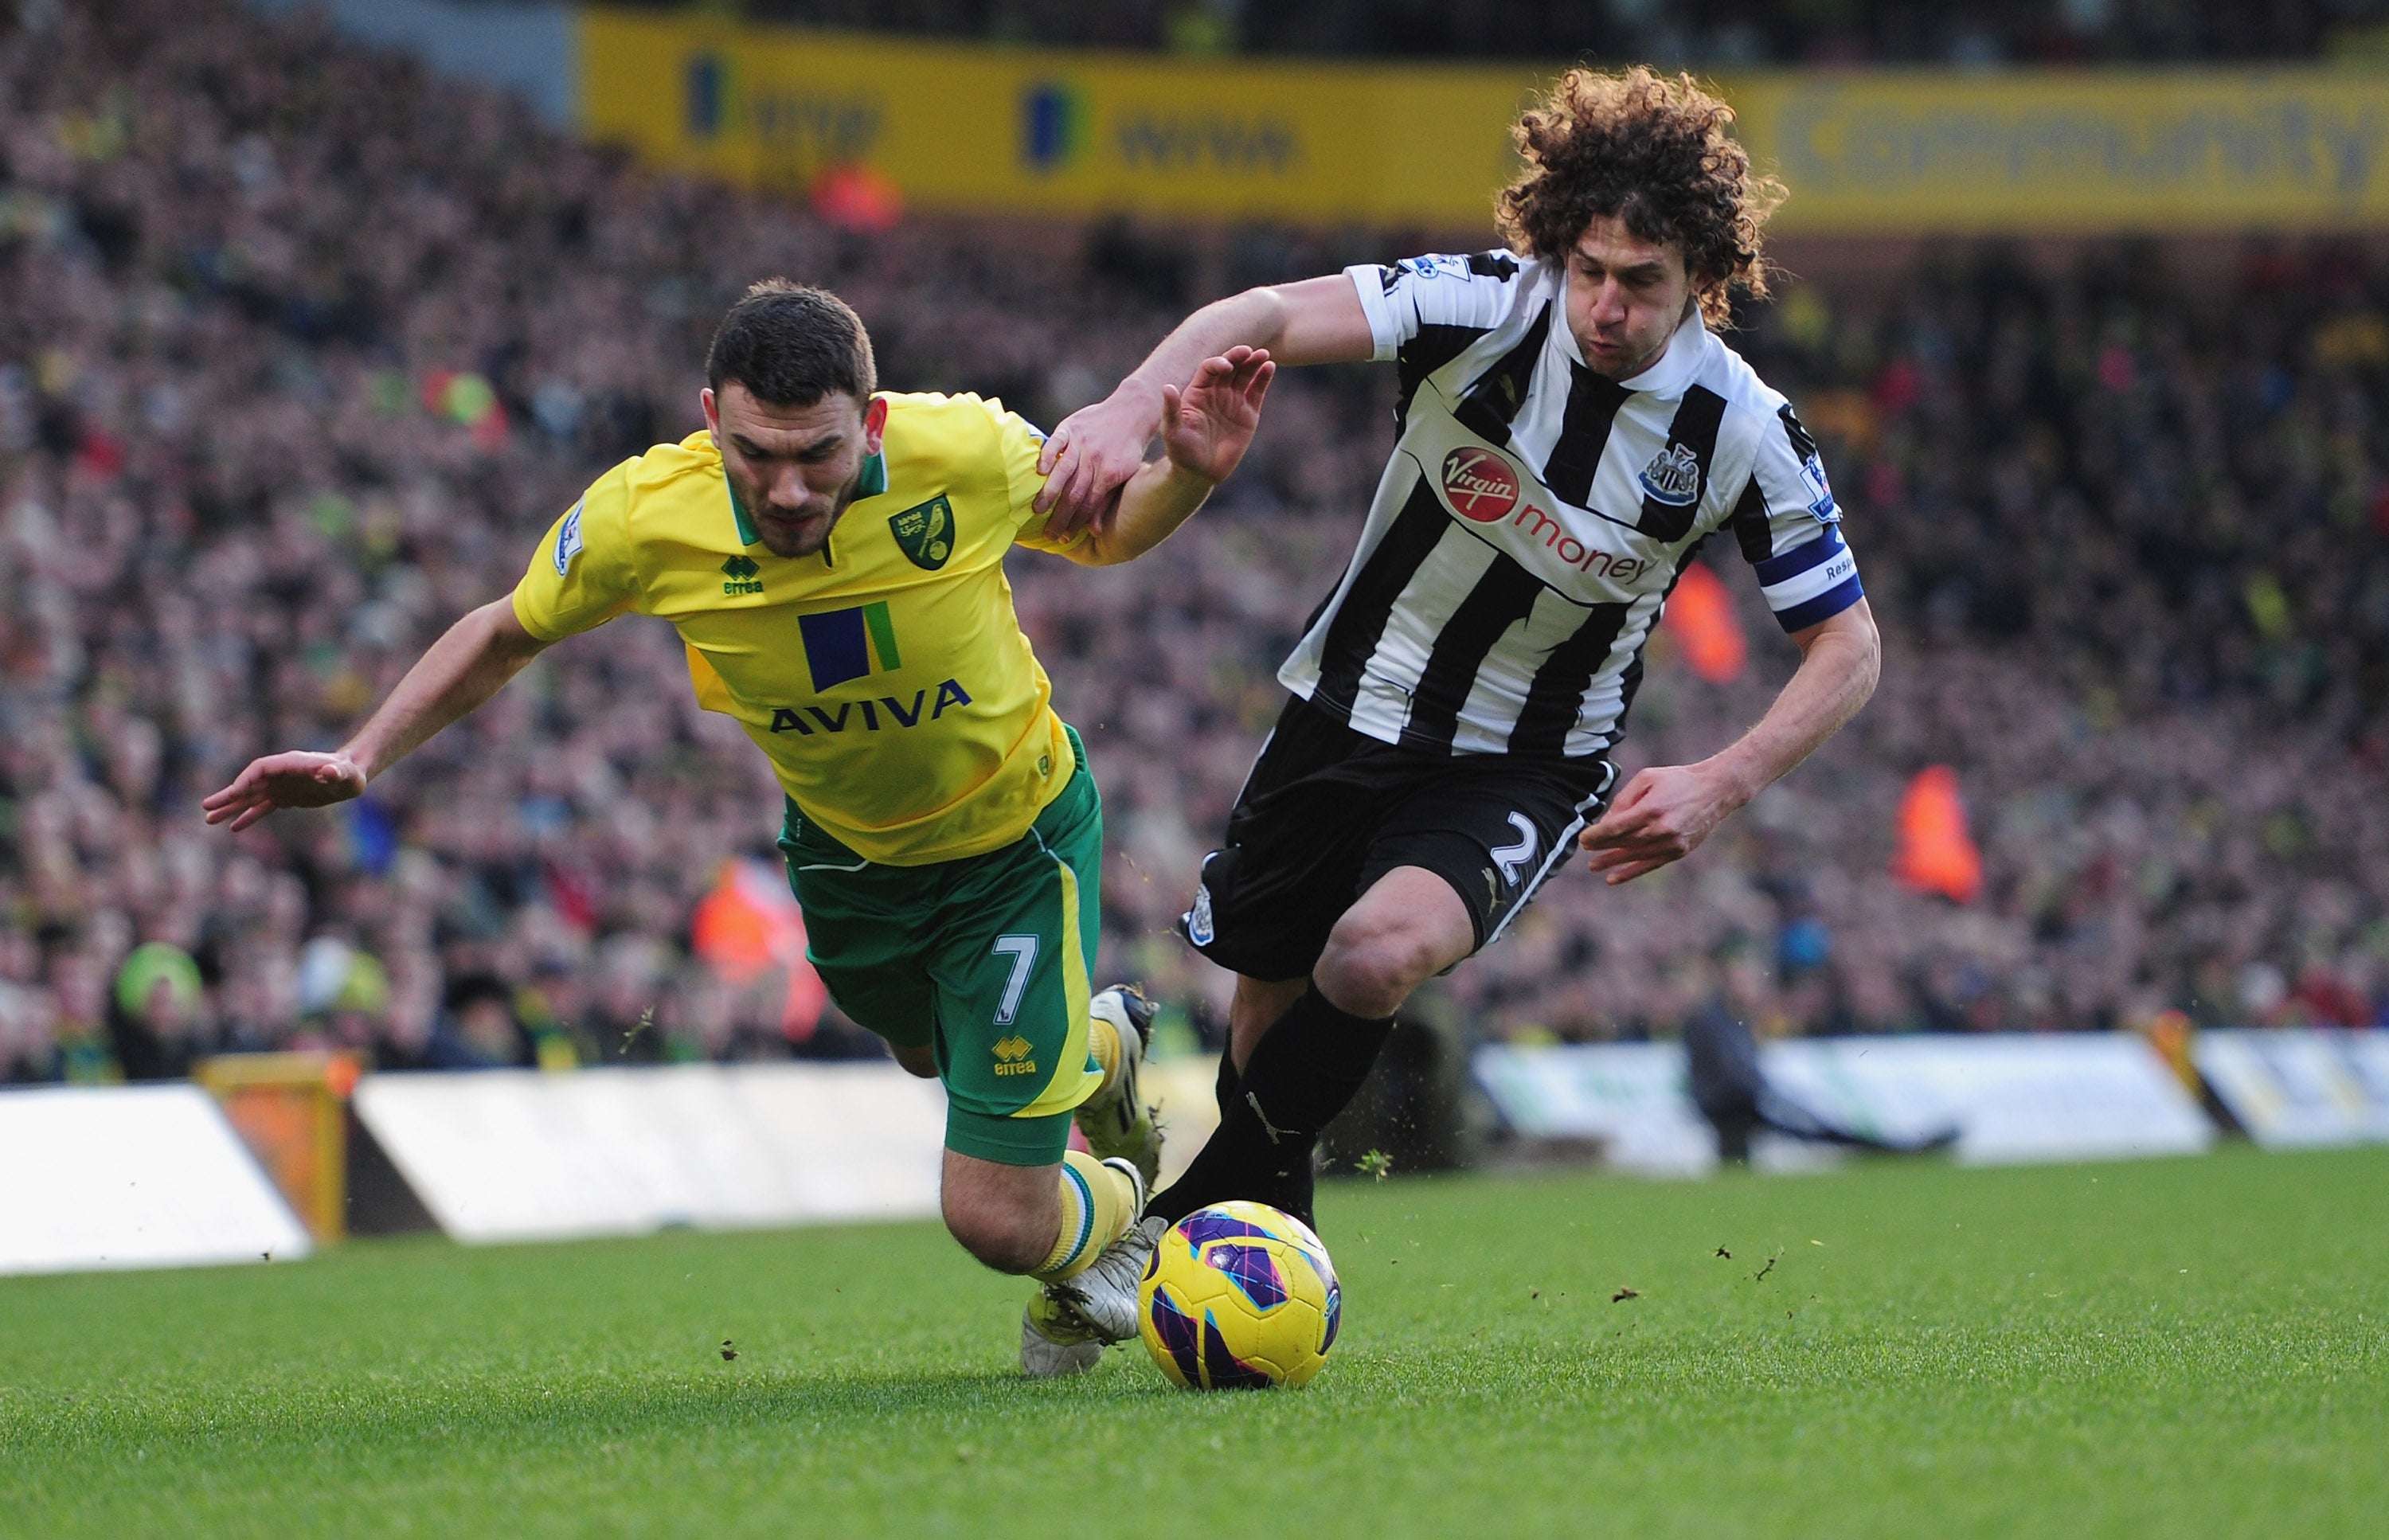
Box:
[1279,251,1863,759]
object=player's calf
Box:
[938,1153,1054,1273]
[942,1149,1142,1276]
[1149,870,1469,1227]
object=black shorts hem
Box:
[1180,696,1616,982]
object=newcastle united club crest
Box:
[1638,442,1703,507]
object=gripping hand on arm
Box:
[1060,346,1275,566]
[201,597,552,832]
[1033,274,1373,543]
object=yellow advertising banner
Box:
[579,10,1533,227]
[578,7,2389,233]
[1728,69,2389,233]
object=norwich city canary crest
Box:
[888,494,956,571]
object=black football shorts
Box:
[1180,694,1619,983]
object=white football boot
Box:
[1019,1155,1148,1377]
[1053,1214,1168,1345]
[1019,1292,1104,1378]
[1076,985,1163,1188]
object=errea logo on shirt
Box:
[720,554,763,595]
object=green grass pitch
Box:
[3,1143,2384,1538]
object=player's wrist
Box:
[1113,375,1171,424]
[1697,751,1765,810]
[1155,442,1226,491]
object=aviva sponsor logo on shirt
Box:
[777,600,974,737]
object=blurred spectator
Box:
[0,1,2385,1087]
[423,971,530,1069]
[711,0,2389,67]
[108,938,204,1080]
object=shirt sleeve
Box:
[1726,402,1865,633]
[510,460,640,641]
[1345,251,1528,364]
[997,399,1087,555]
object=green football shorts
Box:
[777,725,1103,1167]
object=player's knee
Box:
[942,1197,1052,1275]
[1314,920,1441,1018]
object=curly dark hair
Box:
[1496,68,1785,329]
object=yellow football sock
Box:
[1034,1149,1136,1282]
[1085,1010,1124,1102]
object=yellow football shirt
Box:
[510,392,1083,866]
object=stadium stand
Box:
[671,0,2389,66]
[1,0,2385,1085]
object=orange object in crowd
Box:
[690,858,828,1040]
[1891,764,1983,905]
[1659,561,1747,684]
[811,164,904,233]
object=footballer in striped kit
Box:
[1029,67,1883,1335]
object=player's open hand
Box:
[1578,760,1747,885]
[201,751,367,832]
[1159,347,1274,487]
[1034,380,1166,544]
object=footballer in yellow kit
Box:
[515,388,1083,868]
[203,280,1277,1376]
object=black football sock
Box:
[1148,987,1394,1229]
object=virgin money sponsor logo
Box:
[1441,448,1519,522]
[1511,502,1653,582]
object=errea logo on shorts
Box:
[992,1034,1037,1077]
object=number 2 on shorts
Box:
[991,933,1039,1026]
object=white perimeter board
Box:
[1474,1042,1718,1176]
[1765,1034,2214,1165]
[0,1085,313,1274]
[1476,1033,2214,1175]
[2195,1028,2389,1147]
[354,1062,948,1243]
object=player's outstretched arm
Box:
[1035,274,1370,541]
[1058,347,1275,568]
[201,598,553,832]
[1580,599,1880,885]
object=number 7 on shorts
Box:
[991,934,1039,1026]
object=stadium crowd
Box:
[2,0,2387,1085]
[706,0,2389,68]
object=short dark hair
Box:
[705,279,878,407]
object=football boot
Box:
[1019,1290,1104,1378]
[1075,984,1163,1188]
[1019,1154,1148,1376]
[1053,1214,1167,1345]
